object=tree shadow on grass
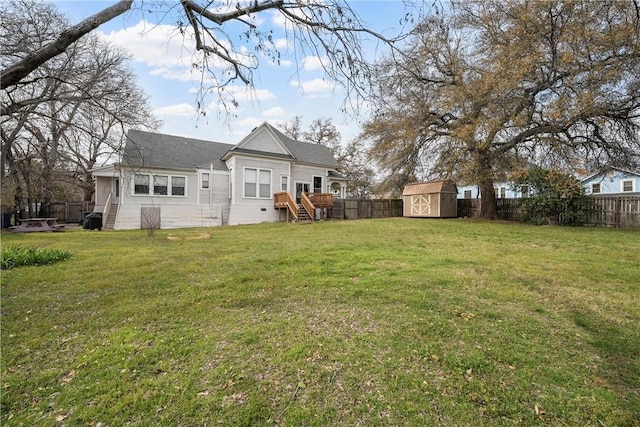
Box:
[572,310,640,420]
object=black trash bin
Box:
[83,212,103,230]
[2,213,11,229]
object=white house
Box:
[91,122,348,229]
[456,182,529,199]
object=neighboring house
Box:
[581,168,640,195]
[456,183,529,199]
[457,168,640,199]
[91,122,348,229]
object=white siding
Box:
[238,129,289,155]
[227,156,289,225]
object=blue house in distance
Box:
[581,168,640,195]
[457,168,640,199]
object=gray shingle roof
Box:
[122,123,340,171]
[265,123,339,168]
[123,129,234,171]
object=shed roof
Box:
[402,180,457,196]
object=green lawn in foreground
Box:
[1,219,639,426]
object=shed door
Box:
[411,194,431,216]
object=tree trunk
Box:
[479,179,498,220]
[476,150,498,220]
[83,171,94,202]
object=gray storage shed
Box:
[402,180,458,218]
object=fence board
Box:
[329,199,403,220]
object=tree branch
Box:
[1,0,133,89]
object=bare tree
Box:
[2,1,411,112]
[2,1,157,216]
[363,0,640,219]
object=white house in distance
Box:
[457,168,640,199]
[457,182,530,199]
[90,122,348,229]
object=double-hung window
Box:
[244,168,271,198]
[134,174,150,195]
[171,177,185,196]
[201,173,210,189]
[153,175,168,195]
[621,180,634,193]
[591,183,601,194]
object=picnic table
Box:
[9,218,65,233]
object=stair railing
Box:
[301,192,315,222]
[102,192,112,221]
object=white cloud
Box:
[302,56,326,71]
[99,21,196,68]
[153,103,197,117]
[226,86,277,102]
[262,107,286,117]
[291,78,338,98]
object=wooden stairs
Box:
[273,191,333,224]
[104,203,118,230]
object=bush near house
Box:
[513,167,594,225]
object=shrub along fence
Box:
[457,195,640,228]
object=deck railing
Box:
[307,192,333,208]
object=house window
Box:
[495,187,506,198]
[134,173,186,196]
[521,186,530,198]
[153,175,168,195]
[313,176,323,193]
[202,173,210,189]
[171,176,185,196]
[621,180,634,192]
[134,174,150,195]
[259,170,271,198]
[244,168,272,198]
[281,176,288,192]
[464,190,472,199]
[591,183,601,194]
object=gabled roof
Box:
[223,122,339,168]
[580,167,640,183]
[122,129,234,171]
[402,180,458,195]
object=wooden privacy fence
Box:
[330,199,403,220]
[49,202,92,223]
[457,196,640,228]
[587,195,640,228]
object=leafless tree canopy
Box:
[1,0,157,215]
[362,0,640,219]
[2,0,413,112]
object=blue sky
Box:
[54,1,415,146]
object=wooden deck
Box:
[274,192,334,223]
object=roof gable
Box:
[231,123,292,156]
[224,122,339,168]
[581,167,640,183]
[123,130,233,171]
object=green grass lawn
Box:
[1,219,639,426]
